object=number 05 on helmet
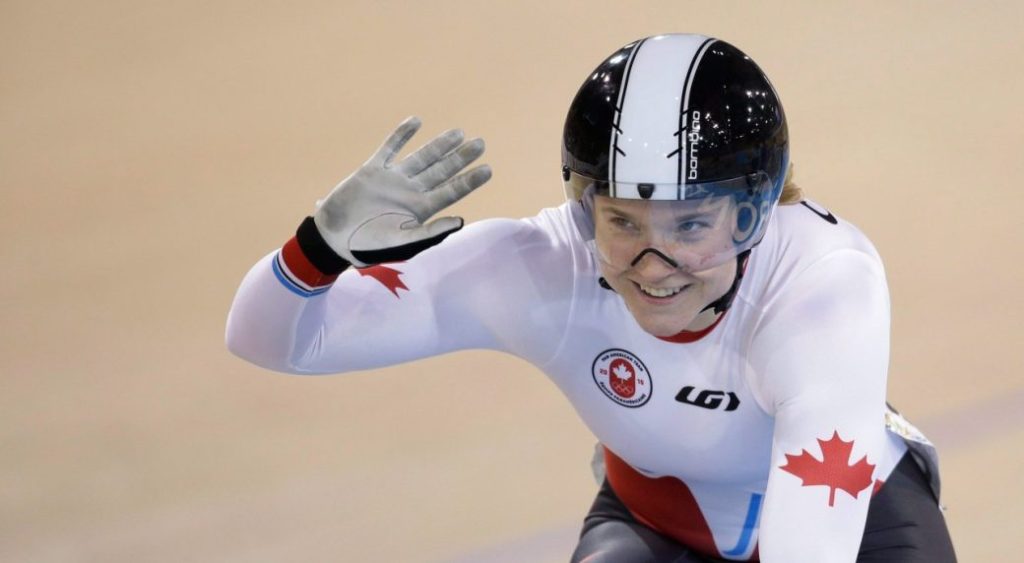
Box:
[562,34,789,272]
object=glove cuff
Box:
[272,217,351,297]
[296,216,351,275]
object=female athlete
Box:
[227,34,956,562]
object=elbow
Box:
[225,322,270,370]
[225,325,256,364]
[224,316,328,375]
[224,316,293,373]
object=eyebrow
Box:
[600,204,718,221]
[601,206,634,218]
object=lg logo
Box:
[675,386,741,411]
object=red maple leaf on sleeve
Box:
[779,431,875,507]
[357,264,408,297]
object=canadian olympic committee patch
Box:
[592,348,652,408]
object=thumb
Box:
[419,216,464,239]
[348,215,465,265]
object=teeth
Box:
[639,285,684,298]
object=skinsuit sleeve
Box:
[225,214,573,374]
[748,249,890,562]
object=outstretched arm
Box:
[226,118,571,375]
[226,117,491,373]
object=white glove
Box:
[312,116,492,267]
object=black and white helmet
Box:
[563,33,789,255]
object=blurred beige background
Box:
[2,1,1022,561]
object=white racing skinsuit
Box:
[227,199,947,562]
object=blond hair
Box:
[778,161,803,205]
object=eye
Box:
[678,220,711,233]
[609,216,638,231]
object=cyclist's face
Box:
[593,195,738,337]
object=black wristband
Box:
[295,216,351,275]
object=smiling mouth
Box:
[636,283,688,298]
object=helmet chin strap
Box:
[701,249,752,315]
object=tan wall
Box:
[2,1,1022,560]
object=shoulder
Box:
[448,202,593,271]
[520,200,592,251]
[412,202,589,301]
[768,200,883,270]
[742,201,893,410]
[453,202,581,248]
[742,200,888,308]
[430,203,584,360]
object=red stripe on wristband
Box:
[281,236,340,288]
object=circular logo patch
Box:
[591,348,652,408]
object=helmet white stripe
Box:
[611,34,714,195]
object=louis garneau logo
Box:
[592,349,652,408]
[675,386,741,411]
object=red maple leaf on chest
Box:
[779,431,875,507]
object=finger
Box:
[370,116,422,166]
[424,164,492,212]
[416,138,485,188]
[395,129,465,177]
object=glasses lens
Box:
[593,196,745,273]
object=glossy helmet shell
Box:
[562,34,789,245]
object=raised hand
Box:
[313,117,492,267]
